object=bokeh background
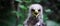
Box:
[0,0,60,26]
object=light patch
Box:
[35,10,38,13]
[29,4,43,10]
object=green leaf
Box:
[19,5,27,10]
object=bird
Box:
[23,4,45,26]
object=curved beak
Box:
[33,10,39,17]
[35,10,38,15]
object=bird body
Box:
[23,4,46,26]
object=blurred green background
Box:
[0,0,60,26]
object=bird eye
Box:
[38,9,41,11]
[31,9,35,11]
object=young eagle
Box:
[23,4,45,26]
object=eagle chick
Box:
[23,4,45,26]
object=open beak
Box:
[33,10,39,17]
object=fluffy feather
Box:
[23,4,45,26]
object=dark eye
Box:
[31,9,35,11]
[38,9,41,11]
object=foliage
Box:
[1,0,60,26]
[15,0,50,26]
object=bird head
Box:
[29,4,43,17]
